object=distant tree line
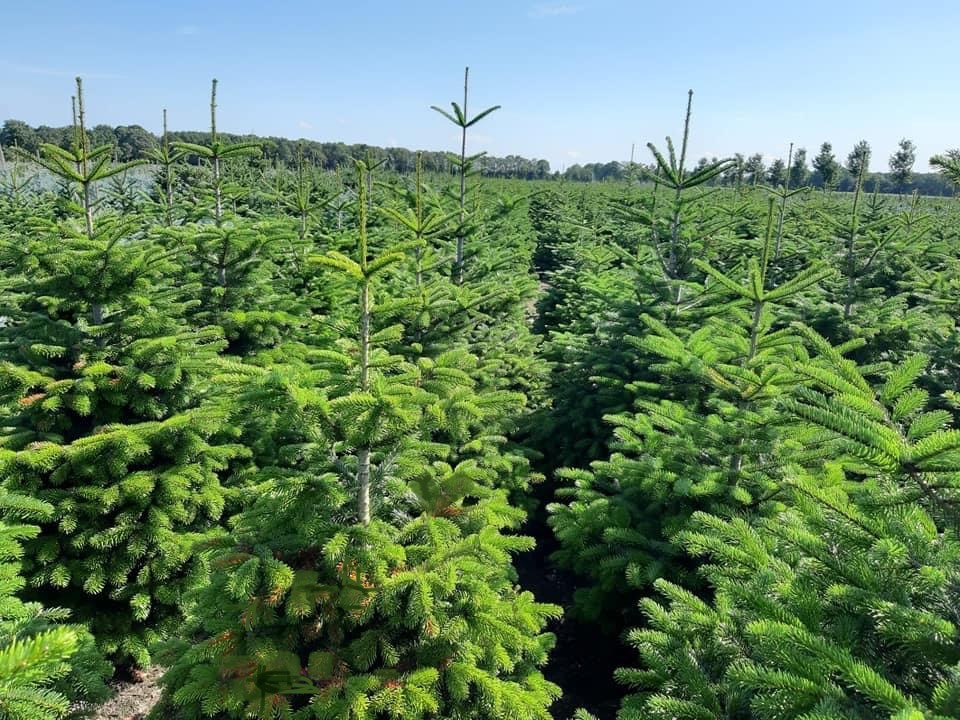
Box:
[3,118,956,195]
[563,138,959,196]
[0,118,554,179]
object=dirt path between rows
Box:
[90,666,164,720]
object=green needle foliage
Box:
[0,213,240,665]
[5,74,960,720]
[162,81,304,355]
[549,202,834,624]
[431,66,501,284]
[154,161,560,720]
[157,472,560,720]
[0,81,243,667]
[146,109,187,226]
[616,338,960,720]
[14,78,147,239]
[0,488,111,720]
[172,79,262,227]
[633,91,735,310]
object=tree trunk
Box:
[213,156,222,226]
[357,279,371,524]
[455,67,469,285]
[357,448,371,526]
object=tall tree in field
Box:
[888,137,916,196]
[166,79,303,354]
[550,202,833,625]
[812,142,839,189]
[744,153,765,185]
[788,146,808,187]
[430,66,501,284]
[618,90,733,315]
[846,140,871,179]
[153,162,561,720]
[147,109,186,226]
[765,158,786,186]
[172,79,261,227]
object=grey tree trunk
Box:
[358,280,371,525]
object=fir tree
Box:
[146,109,187,226]
[549,201,833,624]
[0,79,243,666]
[164,80,304,354]
[812,142,839,190]
[615,339,960,720]
[0,488,111,720]
[155,161,561,720]
[431,67,501,285]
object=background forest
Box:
[2,73,960,720]
[3,115,958,195]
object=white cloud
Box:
[567,150,581,158]
[298,120,313,130]
[176,25,199,36]
[529,3,582,18]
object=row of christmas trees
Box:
[0,75,561,720]
[3,76,960,720]
[533,95,960,718]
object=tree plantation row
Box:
[1,76,960,720]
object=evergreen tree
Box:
[172,80,261,228]
[0,489,111,720]
[765,158,786,187]
[812,142,839,190]
[743,154,765,186]
[0,79,242,666]
[549,202,832,624]
[431,67,501,285]
[154,162,561,720]
[164,80,304,354]
[788,147,808,188]
[146,109,187,226]
[846,140,872,180]
[888,138,916,196]
[615,337,960,720]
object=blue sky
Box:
[1,0,956,171]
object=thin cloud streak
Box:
[528,3,582,18]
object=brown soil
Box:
[90,665,164,720]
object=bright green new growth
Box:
[0,489,110,720]
[155,156,560,720]
[617,342,960,720]
[4,71,960,720]
[0,80,240,666]
[431,66,501,284]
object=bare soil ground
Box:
[90,665,164,720]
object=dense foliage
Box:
[1,78,959,720]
